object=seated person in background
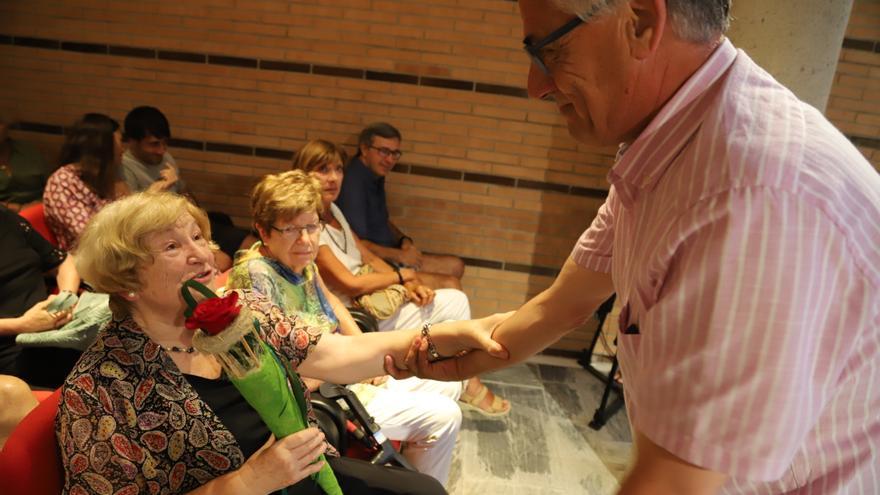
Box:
[337,122,464,290]
[0,205,80,389]
[0,110,51,212]
[121,105,257,271]
[61,190,504,494]
[294,141,510,417]
[0,375,38,450]
[43,112,125,251]
[228,169,463,484]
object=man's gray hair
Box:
[549,0,730,44]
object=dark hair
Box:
[356,122,401,155]
[59,113,120,199]
[123,106,171,141]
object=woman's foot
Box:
[459,378,510,417]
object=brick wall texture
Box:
[1,0,877,355]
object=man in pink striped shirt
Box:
[387,0,880,493]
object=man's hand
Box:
[147,164,178,193]
[398,243,423,269]
[383,312,512,382]
[159,163,178,184]
[18,297,74,333]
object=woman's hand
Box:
[235,429,327,494]
[405,283,434,307]
[17,297,74,333]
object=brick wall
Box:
[827,1,880,170]
[1,0,877,355]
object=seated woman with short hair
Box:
[61,191,505,494]
[227,170,464,484]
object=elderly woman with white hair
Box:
[59,191,507,495]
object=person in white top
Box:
[293,139,511,418]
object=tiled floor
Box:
[446,359,632,494]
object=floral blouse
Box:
[227,243,338,334]
[43,164,112,250]
[56,290,328,495]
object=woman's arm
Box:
[298,316,508,385]
[314,246,411,297]
[354,235,395,272]
[316,272,361,336]
[0,297,72,336]
[54,253,80,293]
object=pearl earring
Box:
[127,292,135,298]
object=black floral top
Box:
[56,290,330,495]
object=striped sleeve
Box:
[627,187,872,481]
[571,188,616,273]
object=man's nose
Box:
[527,64,556,101]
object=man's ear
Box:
[627,0,666,59]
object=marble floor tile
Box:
[448,363,624,494]
[480,363,544,388]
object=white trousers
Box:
[363,289,471,485]
[355,376,462,485]
[378,288,471,331]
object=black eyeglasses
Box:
[369,146,403,161]
[271,222,322,239]
[523,8,599,76]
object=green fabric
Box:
[232,339,342,495]
[15,292,110,350]
[182,278,342,494]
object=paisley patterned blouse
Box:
[43,164,113,251]
[56,290,328,495]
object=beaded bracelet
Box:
[421,323,442,362]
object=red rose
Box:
[184,292,241,336]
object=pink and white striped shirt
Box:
[572,40,880,494]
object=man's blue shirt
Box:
[337,156,398,247]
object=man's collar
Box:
[608,39,737,207]
[350,156,385,183]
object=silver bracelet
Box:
[421,323,442,362]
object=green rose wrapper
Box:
[182,280,342,495]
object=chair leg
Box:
[588,354,625,431]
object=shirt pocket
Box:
[617,302,642,356]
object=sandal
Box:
[459,383,511,417]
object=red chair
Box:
[19,203,59,247]
[0,388,64,495]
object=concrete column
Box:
[726,0,854,112]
